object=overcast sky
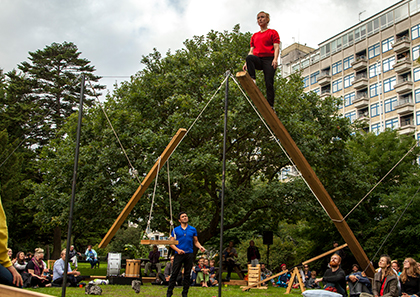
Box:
[0,0,399,95]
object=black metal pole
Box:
[267,244,270,268]
[218,71,230,297]
[62,74,85,297]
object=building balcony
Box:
[394,80,413,94]
[392,36,411,54]
[351,56,368,71]
[395,98,414,115]
[398,123,416,135]
[320,90,331,98]
[318,75,331,86]
[393,58,412,74]
[353,93,369,109]
[352,75,369,90]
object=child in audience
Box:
[208,259,218,287]
[306,271,321,289]
[195,258,209,287]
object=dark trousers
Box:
[246,55,276,107]
[52,275,83,287]
[167,253,194,297]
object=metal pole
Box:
[218,70,230,297]
[62,74,85,297]
[267,244,270,268]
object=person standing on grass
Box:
[166,212,206,297]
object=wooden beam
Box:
[140,240,179,245]
[99,128,187,248]
[236,71,375,278]
[242,269,288,291]
[302,243,347,265]
[0,284,55,297]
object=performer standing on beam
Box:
[166,212,206,297]
[243,11,280,107]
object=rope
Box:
[230,74,334,221]
[87,79,142,184]
[145,156,162,236]
[332,141,418,223]
[167,161,174,236]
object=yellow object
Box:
[0,198,12,268]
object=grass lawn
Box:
[24,262,305,296]
[27,283,305,297]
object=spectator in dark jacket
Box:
[144,245,161,277]
[247,240,261,267]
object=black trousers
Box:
[167,253,194,297]
[52,275,83,287]
[246,55,276,107]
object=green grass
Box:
[27,283,304,297]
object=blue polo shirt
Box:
[171,225,197,254]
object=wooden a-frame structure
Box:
[99,72,375,281]
[236,71,374,278]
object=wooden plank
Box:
[242,269,288,291]
[224,280,247,286]
[99,128,187,248]
[240,285,268,289]
[302,243,348,265]
[0,284,56,297]
[236,71,375,278]
[285,267,297,294]
[140,240,179,245]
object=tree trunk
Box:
[52,226,62,259]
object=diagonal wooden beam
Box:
[236,71,375,277]
[99,128,187,248]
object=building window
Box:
[369,64,378,78]
[383,56,395,73]
[368,43,380,59]
[384,97,397,113]
[371,123,381,135]
[416,89,420,103]
[312,88,320,95]
[332,61,342,75]
[415,68,420,81]
[371,102,381,117]
[310,71,319,85]
[385,118,399,130]
[413,45,420,61]
[370,82,382,97]
[382,37,394,53]
[344,92,355,106]
[343,55,354,70]
[412,23,420,40]
[303,76,309,88]
[344,74,354,88]
[383,77,396,93]
[345,111,356,123]
[417,111,420,125]
[332,79,342,93]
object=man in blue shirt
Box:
[53,249,83,287]
[167,212,205,297]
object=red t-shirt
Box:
[250,29,280,57]
[380,277,387,296]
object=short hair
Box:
[352,264,359,269]
[258,11,270,24]
[178,211,187,219]
[61,249,67,255]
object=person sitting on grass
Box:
[195,257,209,287]
[52,249,83,287]
[13,251,27,275]
[400,257,420,297]
[276,264,290,287]
[261,263,275,286]
[208,259,218,287]
[360,255,398,297]
[346,264,371,297]
[315,253,346,297]
[26,248,51,288]
[306,271,321,289]
[85,245,99,269]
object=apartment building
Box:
[281,0,420,140]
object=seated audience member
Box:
[26,252,33,262]
[7,249,13,262]
[144,245,162,277]
[247,240,260,267]
[195,257,209,287]
[315,253,346,297]
[208,259,218,287]
[222,241,238,281]
[392,260,401,276]
[400,257,420,297]
[260,263,275,286]
[159,256,182,286]
[302,264,311,285]
[26,248,51,287]
[346,264,371,297]
[276,263,291,288]
[0,197,23,287]
[306,271,321,289]
[68,245,81,269]
[360,254,398,297]
[13,251,27,275]
[190,261,197,286]
[52,249,83,287]
[85,245,99,269]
